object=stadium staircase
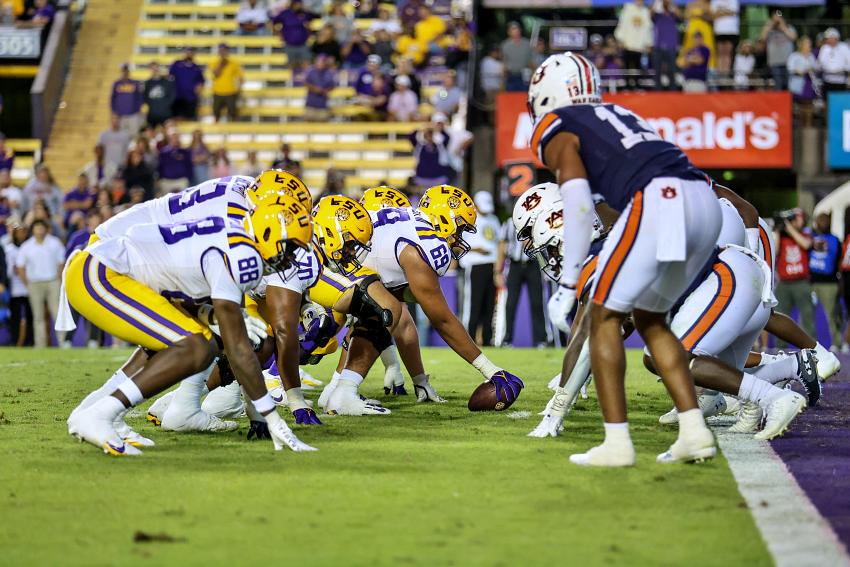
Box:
[128,0,453,192]
[44,0,144,189]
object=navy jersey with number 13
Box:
[531,104,703,211]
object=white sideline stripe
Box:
[718,432,850,567]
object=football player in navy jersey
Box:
[528,52,723,466]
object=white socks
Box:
[677,408,709,436]
[339,369,364,387]
[738,373,785,411]
[603,422,632,445]
[171,363,215,409]
[73,368,128,415]
[750,356,798,384]
[90,395,126,421]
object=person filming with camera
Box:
[774,208,814,346]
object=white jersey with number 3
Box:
[89,215,263,304]
[363,207,452,289]
[96,176,255,240]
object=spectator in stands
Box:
[388,75,418,122]
[110,63,144,135]
[683,31,710,92]
[818,28,850,95]
[355,54,383,95]
[211,148,232,178]
[733,40,755,90]
[121,149,155,200]
[432,112,472,182]
[323,167,346,198]
[15,218,65,348]
[304,54,337,121]
[357,73,390,120]
[809,212,842,348]
[4,219,33,347]
[169,47,205,121]
[0,192,9,238]
[459,191,500,347]
[0,133,14,172]
[272,0,314,72]
[108,177,127,206]
[603,34,625,75]
[189,129,210,184]
[651,0,680,91]
[414,4,446,55]
[479,45,504,106]
[681,0,714,72]
[65,209,101,257]
[410,124,450,187]
[271,143,300,171]
[312,24,342,63]
[711,0,739,75]
[143,62,175,128]
[81,144,118,191]
[211,43,243,122]
[21,165,62,216]
[391,56,422,99]
[19,0,53,27]
[158,132,193,195]
[789,37,818,127]
[0,170,22,214]
[775,209,815,345]
[759,10,796,90]
[116,187,146,214]
[23,199,62,240]
[62,173,95,227]
[430,71,461,117]
[97,115,131,170]
[496,215,547,347]
[341,28,371,70]
[371,29,395,68]
[501,22,534,92]
[614,0,654,89]
[368,5,400,37]
[446,17,472,87]
[236,0,270,35]
[396,23,426,67]
[325,0,353,44]
[239,150,264,178]
[134,135,158,171]
[398,0,422,30]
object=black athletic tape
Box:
[350,275,393,327]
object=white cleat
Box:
[299,367,323,390]
[326,386,391,416]
[656,429,716,464]
[658,392,727,424]
[202,382,246,419]
[160,398,238,432]
[146,391,175,426]
[754,392,806,440]
[720,395,741,416]
[114,410,155,447]
[547,374,561,390]
[658,407,679,425]
[727,401,763,433]
[413,376,446,403]
[570,441,636,467]
[69,408,143,456]
[816,350,841,380]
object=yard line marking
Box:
[718,432,850,567]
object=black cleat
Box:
[795,349,822,406]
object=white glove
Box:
[266,411,318,452]
[412,374,446,403]
[204,306,268,348]
[528,387,574,438]
[547,285,576,334]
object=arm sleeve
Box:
[559,179,595,287]
[201,248,245,304]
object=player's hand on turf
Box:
[547,284,576,334]
[413,377,446,403]
[490,370,524,404]
[247,420,271,440]
[268,413,318,452]
[292,407,323,426]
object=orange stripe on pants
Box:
[593,191,644,306]
[576,256,599,301]
[681,262,735,351]
[758,225,773,269]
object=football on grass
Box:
[468,381,513,412]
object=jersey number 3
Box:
[594,105,660,150]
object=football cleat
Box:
[720,395,741,416]
[114,410,155,447]
[795,349,822,406]
[326,384,391,416]
[68,407,143,456]
[816,349,840,380]
[145,391,175,426]
[658,391,727,424]
[160,399,238,432]
[656,429,716,464]
[570,441,636,467]
[299,367,324,390]
[413,375,446,403]
[201,382,246,418]
[754,391,806,440]
[727,401,763,433]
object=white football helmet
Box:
[512,182,561,247]
[528,203,605,282]
[527,52,602,123]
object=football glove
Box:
[247,420,271,440]
[547,284,576,334]
[490,370,525,404]
[267,412,318,452]
[292,407,323,426]
[202,305,269,349]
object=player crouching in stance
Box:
[529,52,722,466]
[63,196,317,455]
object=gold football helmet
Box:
[418,185,477,259]
[359,186,411,212]
[311,195,373,275]
[248,194,312,274]
[248,169,312,210]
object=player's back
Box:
[96,175,254,240]
[532,104,703,210]
[90,214,263,302]
[364,207,451,289]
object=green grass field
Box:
[0,348,771,566]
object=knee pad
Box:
[351,319,393,353]
[349,275,393,328]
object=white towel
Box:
[653,180,687,262]
[54,250,81,332]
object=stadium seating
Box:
[8,139,42,186]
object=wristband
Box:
[252,393,276,415]
[472,354,500,380]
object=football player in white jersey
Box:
[362,185,526,407]
[63,195,317,456]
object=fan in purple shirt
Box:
[169,48,206,120]
[63,174,97,227]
